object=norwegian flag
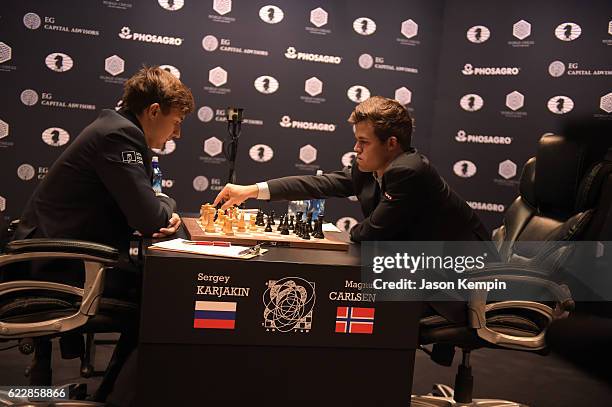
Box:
[335,306,375,334]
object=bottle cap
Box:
[152,156,159,163]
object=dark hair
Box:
[348,96,413,151]
[121,66,195,115]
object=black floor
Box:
[1,335,611,406]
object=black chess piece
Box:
[270,210,276,225]
[313,219,325,239]
[296,211,303,223]
[288,215,295,230]
[277,214,284,231]
[295,221,303,238]
[280,216,290,235]
[301,223,311,240]
[306,212,314,235]
[264,215,273,232]
[256,210,265,226]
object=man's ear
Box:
[387,136,399,150]
[147,103,161,118]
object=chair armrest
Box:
[465,263,574,351]
[6,239,118,262]
[0,240,119,338]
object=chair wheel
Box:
[80,364,94,378]
[19,338,35,355]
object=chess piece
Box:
[222,215,234,235]
[301,223,311,240]
[256,210,265,226]
[270,210,276,225]
[237,212,246,232]
[313,219,325,239]
[205,209,216,233]
[280,216,290,235]
[277,214,285,231]
[249,214,257,231]
[264,215,273,232]
[306,212,314,235]
[288,215,294,230]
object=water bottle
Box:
[152,156,163,194]
[307,170,326,220]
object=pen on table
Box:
[183,240,231,247]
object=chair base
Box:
[411,384,528,407]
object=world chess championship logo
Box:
[160,64,180,79]
[554,22,582,41]
[263,277,316,333]
[42,127,70,147]
[259,5,284,24]
[466,25,490,43]
[45,53,73,72]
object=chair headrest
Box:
[534,134,586,215]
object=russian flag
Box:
[194,301,236,329]
[335,306,375,334]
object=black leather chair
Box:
[413,132,612,406]
[0,239,140,405]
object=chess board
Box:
[183,217,350,251]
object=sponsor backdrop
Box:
[430,0,612,229]
[0,0,444,233]
[0,0,610,234]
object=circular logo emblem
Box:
[459,94,484,112]
[20,89,39,106]
[453,160,477,178]
[152,139,176,155]
[254,75,279,94]
[249,144,274,162]
[353,17,376,35]
[336,217,358,232]
[202,35,219,52]
[555,22,582,41]
[160,64,181,79]
[466,25,491,43]
[341,152,357,167]
[23,13,41,30]
[358,53,374,69]
[259,5,284,24]
[347,85,370,103]
[45,53,74,72]
[42,127,70,146]
[548,61,565,77]
[158,0,184,11]
[17,164,36,180]
[197,106,214,122]
[547,96,574,114]
[193,176,209,191]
